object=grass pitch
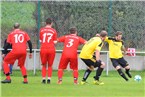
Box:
[1,70,144,97]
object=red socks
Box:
[42,65,46,78]
[48,66,52,78]
[58,69,63,80]
[3,61,11,80]
[58,69,78,82]
[73,70,78,81]
[42,65,53,79]
[20,66,27,82]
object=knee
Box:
[48,65,52,68]
[125,65,130,69]
[88,66,94,71]
[115,66,121,70]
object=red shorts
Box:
[40,49,55,66]
[58,55,78,70]
[4,51,26,67]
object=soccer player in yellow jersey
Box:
[80,30,107,85]
[105,31,132,81]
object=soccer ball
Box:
[134,75,142,82]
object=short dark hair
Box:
[46,18,52,24]
[69,27,77,34]
[115,31,122,36]
[14,23,20,29]
[100,30,108,37]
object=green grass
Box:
[1,70,145,97]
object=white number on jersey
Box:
[66,39,74,47]
[14,34,24,43]
[42,33,53,43]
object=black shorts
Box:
[81,57,101,68]
[110,57,129,68]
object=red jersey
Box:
[39,27,57,49]
[58,34,86,58]
[7,29,30,53]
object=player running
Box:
[80,30,107,85]
[39,18,57,84]
[57,27,87,84]
[1,23,32,84]
[105,31,132,81]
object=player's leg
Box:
[40,50,47,83]
[47,51,55,84]
[18,53,28,84]
[82,69,92,81]
[57,56,68,84]
[47,65,52,84]
[70,58,78,84]
[73,70,79,84]
[19,66,28,83]
[42,65,47,83]
[111,58,128,81]
[125,65,132,78]
[57,69,63,84]
[1,61,11,83]
[1,52,15,83]
[118,58,132,78]
[93,60,105,85]
[80,58,95,84]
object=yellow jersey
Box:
[79,37,103,59]
[105,37,123,59]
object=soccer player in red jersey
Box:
[57,27,87,84]
[39,18,57,84]
[1,23,32,84]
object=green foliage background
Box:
[1,1,145,50]
[1,2,36,34]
